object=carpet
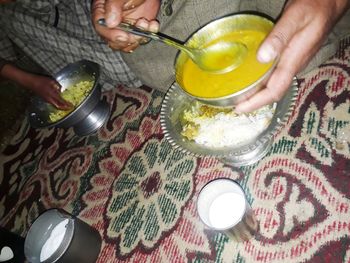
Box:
[0,38,350,263]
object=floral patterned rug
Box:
[1,37,350,263]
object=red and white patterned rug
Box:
[1,38,350,263]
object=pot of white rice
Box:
[160,80,298,166]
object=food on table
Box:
[49,80,94,123]
[178,29,274,98]
[181,102,276,147]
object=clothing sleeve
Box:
[0,30,16,73]
[0,58,9,73]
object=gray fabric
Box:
[0,0,141,91]
[300,9,350,76]
[122,0,350,92]
[0,59,9,74]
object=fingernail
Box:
[149,23,159,33]
[138,20,148,30]
[106,12,117,26]
[257,44,277,63]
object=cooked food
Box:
[178,29,274,98]
[181,102,276,147]
[49,80,94,123]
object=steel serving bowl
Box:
[28,60,110,136]
[160,79,298,167]
[175,13,276,107]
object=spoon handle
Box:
[98,19,192,56]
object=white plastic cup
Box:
[197,178,257,241]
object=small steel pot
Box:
[175,13,276,107]
[28,60,110,136]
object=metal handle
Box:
[97,19,192,56]
[97,19,160,40]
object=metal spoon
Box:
[98,19,248,74]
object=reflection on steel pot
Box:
[28,60,110,136]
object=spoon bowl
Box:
[98,19,247,74]
[188,41,248,74]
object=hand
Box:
[29,75,73,110]
[92,0,160,52]
[235,0,350,113]
[0,64,72,110]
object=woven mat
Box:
[1,38,350,263]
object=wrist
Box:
[1,64,37,90]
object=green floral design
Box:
[106,138,196,254]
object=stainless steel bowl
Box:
[160,80,298,167]
[175,13,276,107]
[28,60,110,136]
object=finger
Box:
[148,20,159,33]
[257,6,303,63]
[47,80,73,110]
[121,41,139,53]
[129,18,159,43]
[122,0,160,21]
[115,18,153,47]
[52,81,62,92]
[104,0,124,27]
[91,0,106,25]
[92,0,133,44]
[56,102,73,110]
[107,39,132,50]
[235,66,294,113]
[54,96,74,110]
[123,0,146,11]
[130,18,151,43]
[96,23,131,44]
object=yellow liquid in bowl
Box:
[180,30,273,98]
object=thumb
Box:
[92,0,124,27]
[104,0,125,27]
[257,9,301,63]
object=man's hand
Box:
[92,0,160,52]
[235,0,350,113]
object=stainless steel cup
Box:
[197,178,258,241]
[24,209,101,263]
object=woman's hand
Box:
[92,0,160,52]
[235,0,350,113]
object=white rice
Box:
[184,104,275,148]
